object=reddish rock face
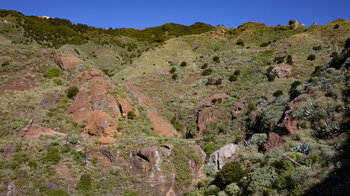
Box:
[271,64,293,78]
[82,110,118,137]
[232,101,244,114]
[276,111,297,136]
[0,68,40,95]
[263,132,285,151]
[20,122,65,138]
[55,53,82,70]
[118,97,133,117]
[147,110,179,137]
[68,90,93,122]
[198,107,220,135]
[98,136,116,144]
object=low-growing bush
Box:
[214,78,222,85]
[47,189,69,196]
[201,63,208,69]
[45,147,60,165]
[172,73,178,80]
[313,46,322,51]
[213,56,220,63]
[180,61,187,67]
[169,67,176,74]
[286,55,293,65]
[307,54,316,61]
[45,67,61,79]
[260,41,271,47]
[273,90,283,98]
[127,111,136,120]
[1,60,10,67]
[274,56,285,64]
[267,74,276,82]
[214,161,246,188]
[171,116,184,131]
[76,174,92,191]
[345,38,350,49]
[67,86,79,99]
[333,24,339,29]
[236,39,244,47]
[229,75,237,82]
[201,68,212,76]
[234,70,240,76]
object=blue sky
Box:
[1,0,350,29]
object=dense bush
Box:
[76,174,92,191]
[225,183,240,196]
[229,75,237,82]
[172,73,178,80]
[214,161,245,188]
[260,41,271,47]
[171,116,184,131]
[45,67,61,79]
[307,54,316,61]
[67,86,79,99]
[201,63,208,69]
[206,185,220,196]
[127,111,136,120]
[333,24,339,29]
[47,189,69,196]
[169,67,176,74]
[313,46,322,51]
[1,60,10,67]
[214,78,222,85]
[274,56,285,64]
[213,56,220,63]
[234,70,241,76]
[273,90,283,98]
[236,39,244,47]
[44,147,60,165]
[267,74,276,82]
[286,55,293,65]
[289,81,302,100]
[201,68,212,76]
[345,38,350,49]
[180,61,187,67]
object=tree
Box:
[214,161,245,188]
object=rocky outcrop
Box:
[263,132,285,151]
[289,19,306,29]
[197,93,229,135]
[147,110,179,137]
[20,121,65,138]
[55,53,82,70]
[271,64,293,78]
[82,110,119,137]
[209,143,239,170]
[276,111,297,135]
[39,92,60,109]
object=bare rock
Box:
[271,64,293,78]
[147,110,179,137]
[209,144,239,170]
[276,111,297,135]
[263,132,285,151]
[82,110,119,137]
[55,53,82,70]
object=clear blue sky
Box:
[1,0,350,29]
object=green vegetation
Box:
[214,162,246,188]
[67,86,79,99]
[76,174,92,191]
[45,67,61,79]
[307,54,316,61]
[236,39,244,46]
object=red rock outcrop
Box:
[20,122,65,138]
[263,132,285,151]
[147,110,179,137]
[276,111,297,135]
[82,110,118,137]
[271,64,293,78]
[55,53,82,70]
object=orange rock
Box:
[21,122,65,138]
[98,136,116,144]
[276,111,297,135]
[263,132,285,151]
[83,110,118,137]
[118,97,133,115]
[197,107,220,135]
[147,110,179,137]
[67,90,93,122]
[55,53,82,70]
[271,64,293,78]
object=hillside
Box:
[0,9,350,196]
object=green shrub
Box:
[201,63,208,69]
[213,56,220,63]
[274,56,285,64]
[54,79,63,85]
[313,46,322,51]
[345,38,350,49]
[247,103,256,115]
[45,147,60,165]
[28,160,37,169]
[225,183,240,196]
[201,68,212,76]
[307,54,316,61]
[47,189,69,196]
[180,61,187,67]
[171,117,184,131]
[333,24,339,29]
[330,51,338,57]
[205,78,213,85]
[286,55,293,65]
[214,78,222,85]
[169,67,176,74]
[172,73,178,80]
[127,111,136,120]
[267,74,276,82]
[76,174,92,191]
[273,90,283,98]
[203,163,217,177]
[236,39,244,47]
[206,185,220,196]
[45,67,61,79]
[260,41,271,47]
[214,161,245,188]
[67,86,79,99]
[229,75,237,82]
[1,60,10,67]
[247,166,276,194]
[234,70,240,76]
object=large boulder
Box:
[271,64,293,78]
[55,53,82,70]
[82,110,119,137]
[147,110,179,137]
[209,144,239,170]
